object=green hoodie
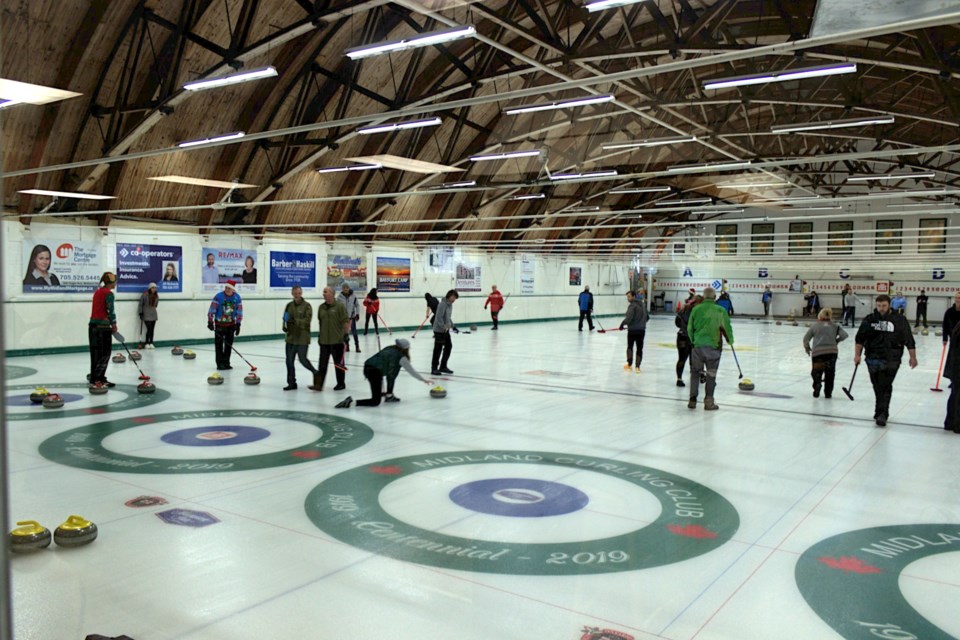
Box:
[687,299,734,349]
[283,298,313,345]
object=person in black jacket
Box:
[942,291,960,432]
[914,290,929,328]
[854,294,918,427]
[674,295,702,387]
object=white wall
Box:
[644,209,960,320]
[3,220,630,352]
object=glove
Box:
[234,325,240,336]
[207,321,214,331]
[619,323,626,330]
[283,312,290,323]
[138,313,143,320]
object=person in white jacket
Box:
[337,284,361,353]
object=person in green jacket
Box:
[686,287,734,411]
[337,338,432,408]
[282,285,319,391]
[310,286,351,391]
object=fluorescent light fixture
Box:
[602,135,697,150]
[19,189,114,200]
[177,131,246,148]
[511,193,545,200]
[183,66,277,91]
[788,206,842,211]
[703,63,857,91]
[358,117,441,135]
[691,208,744,214]
[668,160,751,174]
[0,78,82,105]
[346,25,476,60]
[428,180,477,189]
[567,206,601,212]
[504,95,614,115]
[0,99,20,109]
[148,176,257,189]
[585,0,646,12]
[550,170,618,180]
[610,186,672,194]
[771,115,895,134]
[757,195,821,202]
[655,198,712,206]
[316,163,382,174]
[716,181,790,188]
[847,171,935,182]
[470,150,541,162]
[893,202,956,207]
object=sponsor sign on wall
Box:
[456,262,482,292]
[200,248,259,292]
[376,257,411,293]
[269,251,317,290]
[22,240,103,293]
[327,254,367,290]
[117,243,183,293]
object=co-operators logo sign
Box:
[118,247,130,258]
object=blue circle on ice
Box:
[7,393,85,406]
[449,478,589,517]
[160,426,271,447]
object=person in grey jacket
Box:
[337,284,361,353]
[431,289,458,375]
[803,307,848,398]
[137,283,159,349]
[619,290,649,372]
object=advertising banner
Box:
[116,243,183,293]
[200,248,259,292]
[455,262,481,292]
[569,267,582,286]
[376,257,411,293]
[22,240,103,293]
[269,251,317,290]
[520,257,535,295]
[327,254,367,290]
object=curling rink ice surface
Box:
[4,316,960,640]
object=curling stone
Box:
[9,520,52,553]
[469,325,478,332]
[207,373,224,385]
[112,353,127,363]
[936,331,943,337]
[243,373,261,385]
[129,351,142,361]
[922,328,930,336]
[89,382,108,395]
[53,515,98,548]
[137,381,156,395]
[430,385,447,399]
[42,393,65,409]
[775,321,782,326]
[171,346,184,356]
[29,387,49,404]
[739,379,756,391]
[912,328,919,335]
[183,350,196,360]
[792,321,799,327]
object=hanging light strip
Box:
[716,181,790,188]
[510,193,546,200]
[610,186,672,194]
[550,170,618,180]
[504,95,614,115]
[703,63,857,91]
[316,163,382,174]
[345,25,476,60]
[667,160,751,173]
[584,0,646,12]
[183,66,278,91]
[787,206,842,211]
[427,180,477,189]
[771,116,894,134]
[177,131,246,148]
[357,117,442,135]
[602,135,697,150]
[19,189,114,200]
[847,171,935,182]
[655,197,712,206]
[469,150,542,162]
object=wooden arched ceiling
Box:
[3,0,960,257]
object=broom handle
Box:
[935,341,947,389]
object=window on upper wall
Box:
[875,219,903,255]
[751,223,775,255]
[828,221,853,255]
[715,223,738,255]
[918,218,947,254]
[788,222,813,255]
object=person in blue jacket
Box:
[761,286,772,317]
[578,285,594,331]
[717,291,734,316]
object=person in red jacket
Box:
[89,271,119,388]
[363,288,380,335]
[484,285,505,330]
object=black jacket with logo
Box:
[855,310,915,363]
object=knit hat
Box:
[148,282,157,289]
[395,338,411,350]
